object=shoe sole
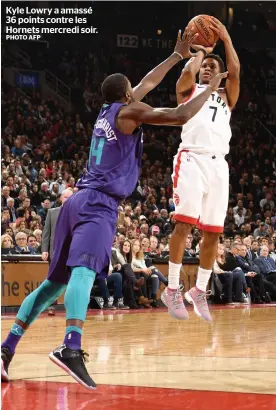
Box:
[1,359,9,382]
[161,292,189,320]
[184,292,212,322]
[49,353,96,390]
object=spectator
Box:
[260,193,275,211]
[14,232,36,254]
[38,198,51,224]
[236,244,266,303]
[254,222,268,238]
[131,239,168,307]
[1,234,15,255]
[255,246,276,285]
[214,243,244,304]
[27,235,41,254]
[251,240,260,260]
[98,252,129,310]
[116,240,151,308]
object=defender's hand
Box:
[174,28,198,59]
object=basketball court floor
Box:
[1,305,276,409]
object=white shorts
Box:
[172,150,229,233]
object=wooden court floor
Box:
[1,305,276,410]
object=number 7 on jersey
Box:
[209,106,217,122]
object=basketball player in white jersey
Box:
[162,17,240,321]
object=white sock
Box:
[196,267,212,292]
[168,261,182,289]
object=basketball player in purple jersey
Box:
[1,30,227,390]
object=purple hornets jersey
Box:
[77,102,143,199]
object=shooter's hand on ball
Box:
[208,72,228,91]
[209,17,230,42]
[191,43,216,56]
[174,29,198,59]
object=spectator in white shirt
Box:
[260,193,275,211]
[233,200,246,216]
[234,209,245,227]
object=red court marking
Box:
[1,381,275,410]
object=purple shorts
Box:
[47,188,119,284]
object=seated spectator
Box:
[115,240,150,308]
[33,229,42,245]
[254,222,268,238]
[97,257,129,310]
[13,232,36,254]
[220,242,250,302]
[27,234,41,254]
[253,247,276,301]
[251,240,260,260]
[1,234,15,255]
[214,243,244,304]
[255,245,276,289]
[38,198,51,224]
[269,241,276,261]
[234,208,245,227]
[1,207,11,233]
[260,193,275,211]
[233,200,246,216]
[236,244,267,303]
[147,236,161,256]
[141,237,150,252]
[184,236,196,258]
[6,197,16,222]
[131,239,168,307]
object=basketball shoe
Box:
[161,286,189,320]
[185,287,212,322]
[49,345,97,390]
[1,347,14,382]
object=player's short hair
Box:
[203,54,225,73]
[101,73,129,103]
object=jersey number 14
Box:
[89,138,105,165]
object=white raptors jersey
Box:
[179,84,232,155]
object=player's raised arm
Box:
[133,30,197,102]
[118,72,227,130]
[176,43,215,104]
[209,17,240,110]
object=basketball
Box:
[187,15,219,47]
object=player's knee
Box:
[174,221,192,237]
[202,231,220,245]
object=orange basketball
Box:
[187,15,219,47]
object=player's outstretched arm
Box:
[118,72,227,130]
[133,30,197,102]
[176,43,215,105]
[210,17,240,110]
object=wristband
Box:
[173,51,183,60]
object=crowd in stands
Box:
[2,39,276,308]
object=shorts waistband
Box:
[180,150,225,159]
